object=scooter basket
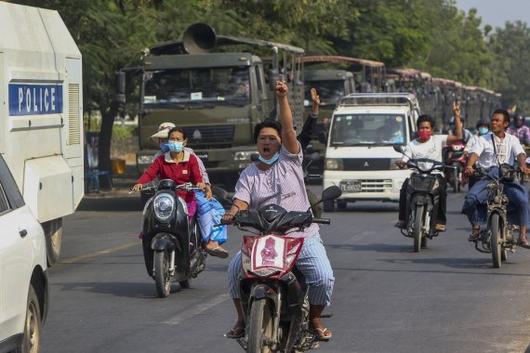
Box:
[410,174,436,192]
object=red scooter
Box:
[223,186,341,353]
[445,141,467,192]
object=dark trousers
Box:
[398,175,447,225]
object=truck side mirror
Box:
[317,132,327,145]
[268,69,279,90]
[116,71,126,104]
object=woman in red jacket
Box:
[132,127,228,257]
[132,127,205,217]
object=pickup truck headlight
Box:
[390,158,403,170]
[325,158,343,171]
[153,193,175,221]
[234,151,256,161]
[137,154,154,165]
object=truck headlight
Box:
[137,154,154,165]
[325,158,343,171]
[390,158,403,170]
[234,151,256,161]
[153,193,175,221]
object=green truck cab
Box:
[129,24,304,190]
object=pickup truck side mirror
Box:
[393,144,404,153]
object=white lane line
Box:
[59,242,139,264]
[163,294,230,326]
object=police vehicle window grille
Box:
[68,84,81,145]
[0,182,10,214]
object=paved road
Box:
[41,191,530,353]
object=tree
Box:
[488,21,530,111]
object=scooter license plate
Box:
[340,180,362,193]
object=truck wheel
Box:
[43,218,63,267]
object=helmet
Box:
[150,122,176,139]
[476,119,488,128]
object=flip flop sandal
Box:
[206,246,229,259]
[518,239,530,249]
[225,326,245,339]
[468,232,480,242]
[314,327,332,341]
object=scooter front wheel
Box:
[247,298,274,353]
[154,251,171,297]
[413,205,424,253]
[490,214,503,268]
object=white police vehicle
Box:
[0,2,84,266]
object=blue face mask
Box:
[478,127,489,136]
[258,152,280,165]
[160,143,170,153]
[167,141,184,153]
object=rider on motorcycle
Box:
[223,81,335,341]
[133,127,229,258]
[463,109,530,247]
[395,102,463,232]
[151,122,212,198]
[466,120,490,188]
[507,114,530,147]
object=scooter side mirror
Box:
[211,186,229,200]
[321,186,342,201]
[308,152,320,162]
[250,153,259,162]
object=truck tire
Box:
[43,218,63,267]
[17,285,42,353]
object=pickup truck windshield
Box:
[143,66,250,106]
[330,113,406,146]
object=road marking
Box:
[164,294,230,326]
[59,242,139,264]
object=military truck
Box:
[123,23,305,190]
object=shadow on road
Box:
[525,342,530,353]
[335,204,399,213]
[58,281,171,299]
[384,257,493,269]
[333,265,530,277]
[326,243,411,253]
[78,196,143,212]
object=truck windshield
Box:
[305,80,345,104]
[330,114,406,146]
[143,66,250,106]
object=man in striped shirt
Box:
[223,81,334,341]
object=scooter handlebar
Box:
[312,218,331,225]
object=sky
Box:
[456,0,530,28]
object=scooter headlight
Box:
[153,193,175,221]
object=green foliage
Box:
[488,21,530,111]
[10,0,530,119]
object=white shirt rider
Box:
[470,131,525,169]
